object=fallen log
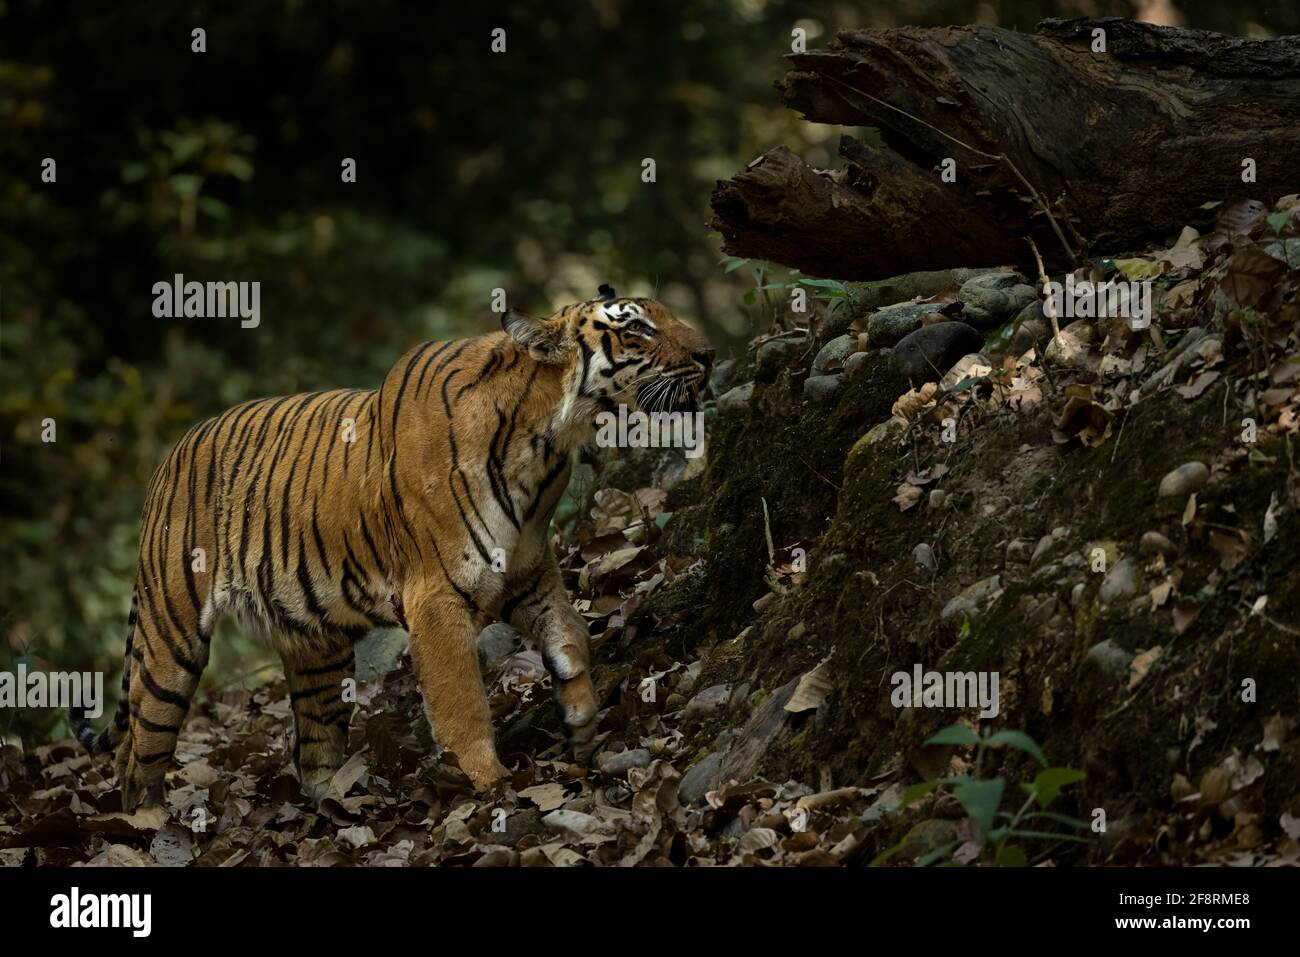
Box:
[709,17,1300,280]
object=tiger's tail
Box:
[70,589,137,754]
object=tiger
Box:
[71,286,714,810]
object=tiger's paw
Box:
[299,776,330,807]
[119,749,165,813]
[556,673,599,756]
[463,757,509,792]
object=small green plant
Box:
[718,256,850,332]
[871,724,1089,867]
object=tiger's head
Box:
[503,285,714,417]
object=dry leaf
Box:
[893,483,923,512]
[1208,529,1247,571]
[785,654,834,713]
[1260,714,1293,753]
[1176,370,1220,399]
[520,782,570,812]
[1156,225,1205,271]
[1129,646,1162,690]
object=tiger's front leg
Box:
[404,581,508,790]
[506,562,599,752]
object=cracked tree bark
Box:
[708,17,1300,280]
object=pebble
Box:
[957,272,1037,330]
[683,684,732,722]
[475,622,521,670]
[895,322,985,382]
[1084,639,1133,683]
[709,357,741,396]
[1009,311,1049,356]
[940,574,1003,622]
[1157,461,1209,498]
[679,753,724,805]
[866,301,948,346]
[803,373,844,403]
[597,748,652,778]
[1006,539,1034,564]
[912,543,937,571]
[844,350,871,378]
[1140,531,1175,556]
[811,334,854,377]
[718,381,755,414]
[756,336,805,379]
[1031,527,1070,567]
[1099,557,1139,605]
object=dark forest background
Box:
[3,0,1296,743]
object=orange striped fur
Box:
[74,292,712,809]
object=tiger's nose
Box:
[692,348,715,373]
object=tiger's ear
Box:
[502,309,570,363]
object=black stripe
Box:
[137,665,192,710]
[297,655,352,677]
[135,714,182,735]
[525,456,570,522]
[291,682,341,703]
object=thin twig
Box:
[1110,409,1128,464]
[796,454,842,491]
[1027,236,1063,351]
[760,497,776,564]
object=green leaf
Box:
[221,154,254,182]
[724,258,748,273]
[653,511,673,529]
[914,840,961,867]
[1001,829,1093,844]
[868,842,906,867]
[925,723,979,747]
[953,777,1004,835]
[900,779,939,808]
[1027,767,1086,810]
[1019,810,1091,830]
[945,375,983,395]
[1267,210,1291,235]
[1264,239,1300,269]
[996,843,1028,867]
[985,730,1047,766]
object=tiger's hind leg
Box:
[118,608,210,812]
[280,638,356,804]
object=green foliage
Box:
[717,256,849,335]
[872,725,1089,867]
